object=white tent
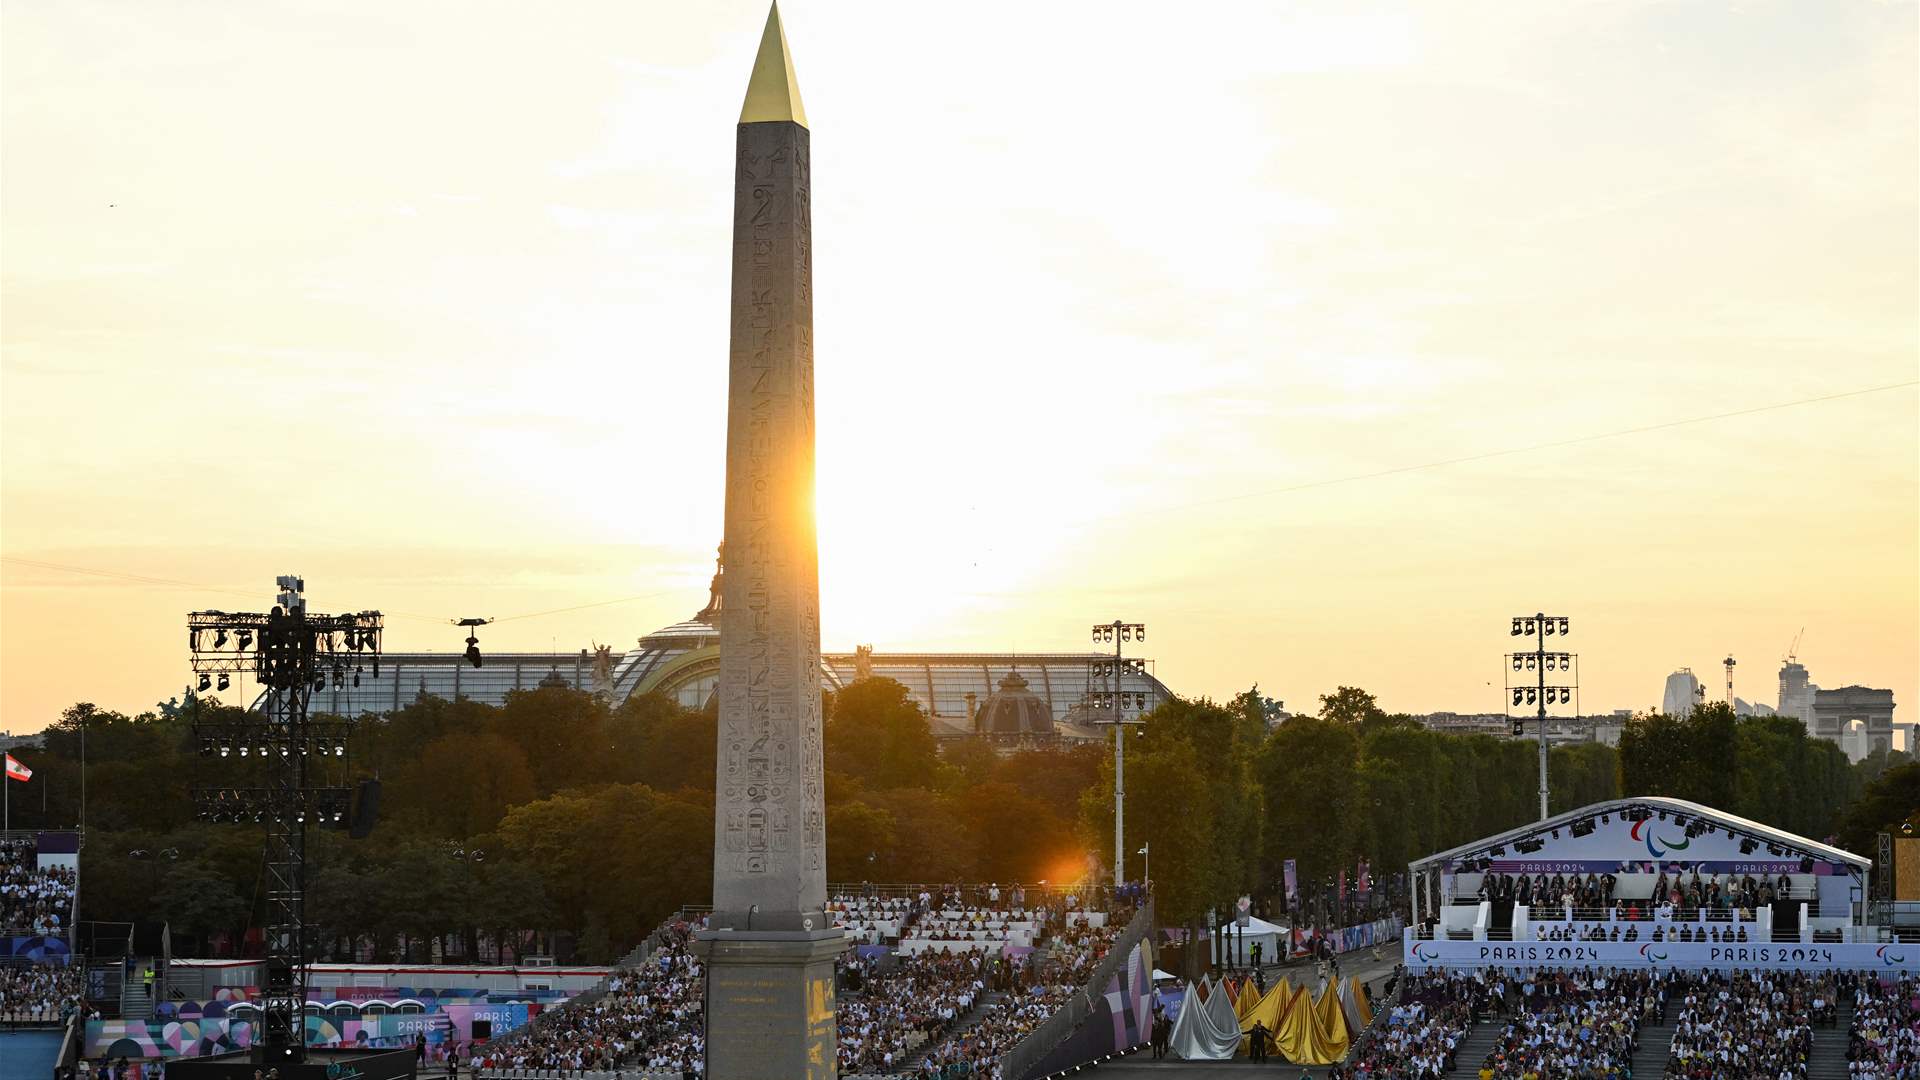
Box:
[1216,915,1288,966]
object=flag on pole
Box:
[1358,858,1371,897]
[1283,859,1298,902]
[4,754,29,782]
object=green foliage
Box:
[1317,687,1387,728]
[1622,703,1863,843]
[825,678,941,790]
[1835,762,1920,855]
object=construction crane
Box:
[1784,627,1805,663]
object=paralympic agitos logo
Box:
[1413,944,1440,962]
[1630,818,1690,858]
[1877,945,1908,968]
[1638,944,1668,963]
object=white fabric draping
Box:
[1168,978,1242,1060]
[1337,976,1366,1036]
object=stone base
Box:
[695,928,847,1080]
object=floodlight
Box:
[198,673,212,692]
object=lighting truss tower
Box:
[1506,613,1574,822]
[1089,620,1148,888]
[1724,654,1736,707]
[187,575,381,1064]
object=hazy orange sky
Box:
[3,1,1916,736]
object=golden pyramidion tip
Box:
[740,2,808,128]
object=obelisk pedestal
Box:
[694,6,844,1079]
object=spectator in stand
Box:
[0,961,86,1022]
[1845,972,1917,1079]
[1667,970,1822,1079]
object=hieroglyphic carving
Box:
[714,118,826,914]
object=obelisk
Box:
[696,5,842,1079]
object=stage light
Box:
[313,675,326,691]
[200,739,216,757]
[215,630,228,648]
[1739,838,1757,855]
[217,673,231,691]
[238,631,253,649]
[1557,618,1569,635]
[1512,656,1523,671]
[333,743,346,757]
[464,634,483,668]
[1512,689,1524,707]
[1511,619,1523,636]
[1136,627,1145,642]
[219,745,230,758]
[197,673,212,691]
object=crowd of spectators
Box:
[837,950,986,1074]
[1338,970,1480,1078]
[475,932,703,1075]
[469,887,1138,1079]
[1,960,86,1023]
[1847,972,1918,1078]
[1,836,76,935]
[1475,968,1648,1078]
[1666,970,1829,1078]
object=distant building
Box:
[1778,660,1817,727]
[1661,669,1704,717]
[288,554,1170,743]
[1733,697,1776,717]
[1810,686,1902,762]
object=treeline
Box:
[1618,701,1914,847]
[1073,688,1621,936]
[20,681,1909,965]
[21,679,1098,963]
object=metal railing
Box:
[996,898,1155,1080]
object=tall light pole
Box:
[1506,613,1574,821]
[1091,620,1147,888]
[1138,843,1150,888]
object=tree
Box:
[825,678,941,790]
[825,801,897,883]
[1317,687,1387,728]
[1257,715,1360,895]
[1836,762,1920,856]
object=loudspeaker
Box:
[472,1020,492,1042]
[350,778,382,839]
[1798,856,1814,874]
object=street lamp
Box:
[1137,844,1150,888]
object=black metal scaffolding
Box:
[188,575,381,1063]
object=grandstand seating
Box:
[1,833,76,937]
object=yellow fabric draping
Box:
[1350,975,1373,1028]
[1270,984,1318,1063]
[1236,980,1291,1057]
[1234,977,1261,1021]
[1314,981,1352,1060]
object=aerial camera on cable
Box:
[455,617,494,668]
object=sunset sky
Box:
[3,1,1915,734]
